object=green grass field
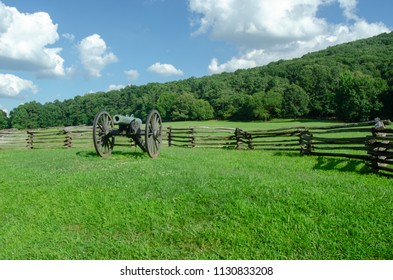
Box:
[164,118,343,130]
[0,120,392,260]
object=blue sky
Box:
[0,0,392,114]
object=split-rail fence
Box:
[1,120,392,176]
[167,120,392,176]
[0,126,133,150]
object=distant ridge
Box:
[5,32,393,129]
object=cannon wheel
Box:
[93,111,115,157]
[145,110,162,158]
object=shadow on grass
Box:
[273,151,302,157]
[273,151,375,175]
[313,157,371,174]
[76,150,146,159]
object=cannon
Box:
[92,109,162,158]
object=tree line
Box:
[2,32,393,130]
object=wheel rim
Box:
[93,111,114,157]
[145,110,162,158]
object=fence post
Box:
[235,128,243,150]
[367,125,388,173]
[167,126,172,147]
[26,131,33,149]
[247,132,253,150]
[64,128,72,148]
[300,130,312,155]
[190,127,195,148]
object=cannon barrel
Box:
[113,114,141,125]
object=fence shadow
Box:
[313,157,371,174]
[273,151,302,157]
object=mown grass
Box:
[164,118,342,130]
[1,142,392,260]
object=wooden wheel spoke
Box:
[145,110,162,158]
[97,123,104,131]
[93,111,114,157]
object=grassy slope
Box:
[0,143,392,260]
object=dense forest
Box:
[2,32,393,130]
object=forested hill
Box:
[3,31,393,129]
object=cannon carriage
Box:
[92,109,162,158]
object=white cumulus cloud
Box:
[189,0,391,74]
[338,0,359,21]
[190,0,327,48]
[107,84,126,91]
[209,49,264,73]
[0,74,38,98]
[124,69,139,80]
[0,2,66,78]
[78,34,118,78]
[147,62,184,76]
[0,105,10,117]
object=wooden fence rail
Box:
[1,120,392,176]
[366,128,393,173]
[0,129,28,149]
[167,120,392,176]
[0,126,94,150]
[0,126,160,150]
[167,126,236,149]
